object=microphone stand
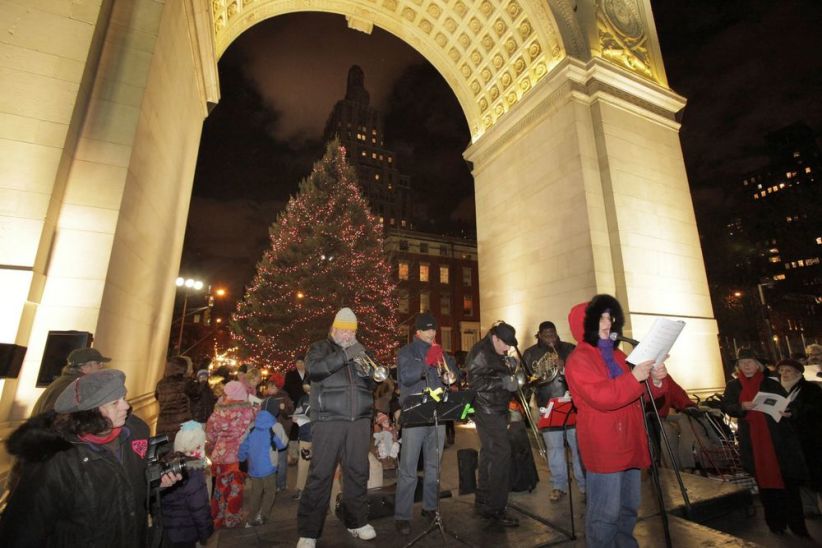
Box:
[619,337,693,548]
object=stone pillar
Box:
[465,57,724,392]
[0,0,217,429]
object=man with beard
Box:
[522,321,585,502]
[296,308,377,548]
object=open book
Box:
[625,318,686,367]
[750,391,789,422]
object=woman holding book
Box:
[722,348,810,537]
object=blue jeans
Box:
[542,428,585,493]
[394,424,445,520]
[585,469,640,547]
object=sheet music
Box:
[751,391,789,423]
[625,318,686,367]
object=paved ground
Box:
[207,423,821,547]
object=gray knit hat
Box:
[54,369,127,413]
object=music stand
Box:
[400,389,476,548]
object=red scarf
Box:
[80,427,122,445]
[738,372,784,489]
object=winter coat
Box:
[237,410,287,478]
[397,336,458,405]
[0,412,151,548]
[522,340,576,407]
[155,374,197,442]
[784,378,822,491]
[206,399,256,464]
[284,368,308,405]
[30,366,83,416]
[722,376,809,483]
[294,395,313,442]
[306,338,375,422]
[564,299,668,474]
[160,468,213,545]
[466,336,514,415]
[189,381,217,423]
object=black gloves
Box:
[344,341,366,361]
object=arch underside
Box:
[210,0,567,141]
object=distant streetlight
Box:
[215,288,227,297]
[733,291,742,298]
[175,277,205,353]
[296,291,305,300]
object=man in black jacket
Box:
[466,321,520,527]
[296,308,377,548]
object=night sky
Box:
[181,0,822,302]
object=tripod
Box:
[400,390,475,548]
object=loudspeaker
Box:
[0,344,27,378]
[36,331,93,387]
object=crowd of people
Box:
[0,296,820,547]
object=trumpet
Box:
[353,353,389,382]
[437,356,458,386]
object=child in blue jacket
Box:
[238,405,287,526]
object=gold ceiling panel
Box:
[210,0,566,140]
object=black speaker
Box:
[0,344,27,378]
[36,331,93,387]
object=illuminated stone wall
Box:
[465,57,724,391]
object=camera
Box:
[145,434,205,484]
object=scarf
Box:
[597,339,623,379]
[738,371,783,489]
[80,427,122,446]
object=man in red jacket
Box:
[565,295,669,547]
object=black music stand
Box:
[400,389,476,548]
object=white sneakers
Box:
[347,523,377,540]
[295,523,376,547]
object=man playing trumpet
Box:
[297,308,378,548]
[522,321,586,502]
[394,312,460,536]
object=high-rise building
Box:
[323,65,412,229]
[736,123,821,356]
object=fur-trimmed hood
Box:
[568,294,625,347]
[5,412,72,463]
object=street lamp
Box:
[175,277,205,353]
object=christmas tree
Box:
[231,140,399,370]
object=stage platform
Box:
[211,424,765,547]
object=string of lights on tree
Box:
[231,140,400,371]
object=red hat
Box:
[270,372,285,389]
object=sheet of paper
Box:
[625,318,686,367]
[750,391,788,423]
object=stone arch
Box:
[210,0,568,141]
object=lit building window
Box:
[398,261,409,280]
[793,151,800,158]
[463,267,472,286]
[805,166,812,174]
[388,157,393,163]
[779,182,785,188]
[372,153,377,159]
[374,174,380,181]
[816,237,821,245]
[786,172,792,178]
[390,218,395,225]
[420,263,430,282]
[379,216,384,224]
[420,291,430,313]
[769,256,781,263]
[440,265,449,284]
[463,295,474,316]
[787,217,793,222]
[400,219,406,227]
[773,274,786,281]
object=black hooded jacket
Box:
[0,412,150,547]
[305,338,375,422]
